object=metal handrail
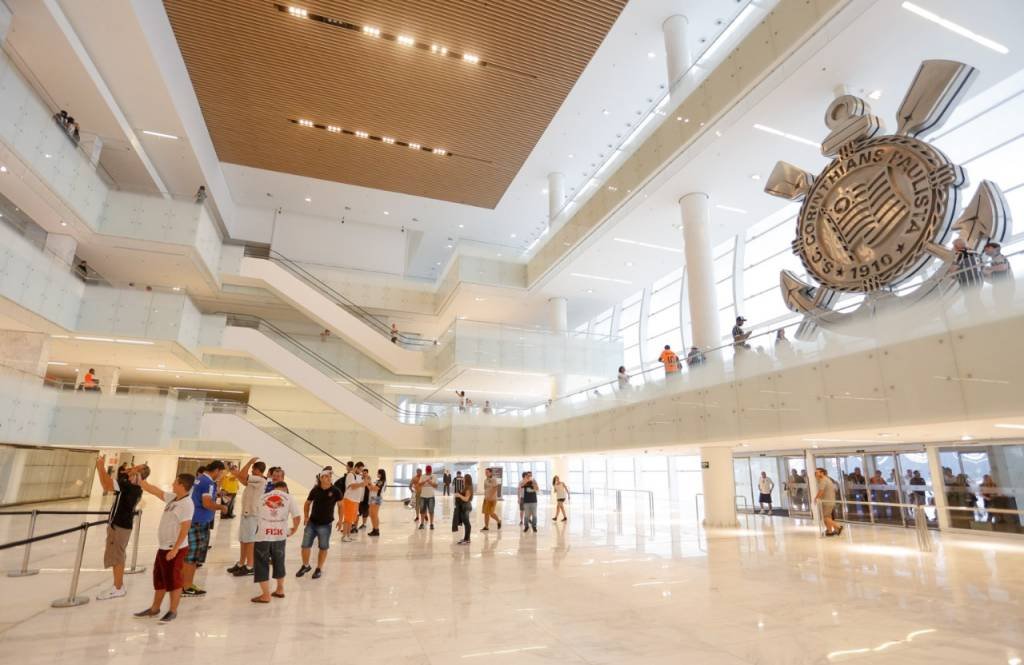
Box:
[223,314,438,420]
[244,247,434,347]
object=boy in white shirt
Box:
[252,481,301,603]
[133,473,195,623]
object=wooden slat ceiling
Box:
[163,0,628,209]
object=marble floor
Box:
[0,495,1022,665]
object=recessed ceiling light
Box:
[463,53,480,64]
[510,233,517,238]
[901,2,1009,54]
[435,261,441,266]
[868,89,883,100]
[602,109,610,115]
[995,423,1024,430]
[497,253,502,257]
[752,123,819,147]
[567,153,574,159]
[458,224,464,228]
[298,119,313,127]
[60,221,67,226]
[715,130,722,137]
[433,148,447,156]
[142,130,179,140]
[447,244,453,249]
[157,364,166,369]
[408,142,421,150]
[676,116,682,121]
[960,435,974,441]
[305,197,312,202]
[0,166,7,173]
[362,25,381,37]
[172,287,181,292]
[647,52,656,59]
[750,174,761,180]
[625,261,633,267]
[716,204,747,214]
[383,211,390,215]
[570,272,632,285]
[354,130,368,138]
[397,35,415,46]
[381,136,395,144]
[586,288,594,294]
[44,153,52,159]
[430,44,448,55]
[614,237,683,254]
[327,125,341,133]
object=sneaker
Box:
[232,566,253,577]
[553,518,558,521]
[457,539,470,545]
[359,524,366,530]
[312,568,322,579]
[497,520,502,530]
[561,518,567,522]
[532,526,538,533]
[134,608,160,618]
[296,564,312,578]
[226,563,241,574]
[429,524,435,530]
[418,524,425,530]
[182,585,206,597]
[368,529,380,537]
[159,611,177,623]
[524,526,529,533]
[97,586,127,600]
[350,526,358,534]
[480,527,489,532]
[341,535,353,542]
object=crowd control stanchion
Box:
[125,510,146,574]
[8,510,40,577]
[615,490,623,512]
[52,524,90,608]
[914,505,932,552]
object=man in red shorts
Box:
[133,472,195,623]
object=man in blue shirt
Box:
[182,460,228,597]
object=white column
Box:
[44,233,78,267]
[547,296,569,398]
[662,15,691,89]
[547,172,566,222]
[680,193,721,351]
[925,445,950,530]
[700,446,737,527]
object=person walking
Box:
[814,468,842,537]
[251,481,301,603]
[455,474,474,544]
[297,470,341,580]
[227,458,265,577]
[518,471,528,525]
[94,455,148,600]
[410,468,422,524]
[182,461,228,597]
[521,472,539,533]
[368,469,386,536]
[757,471,775,515]
[658,345,681,378]
[552,476,569,522]
[339,462,366,541]
[133,472,194,623]
[480,467,502,531]
[418,465,438,530]
[442,469,452,496]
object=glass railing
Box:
[224,314,440,423]
[203,400,347,471]
[242,247,435,348]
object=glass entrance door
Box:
[783,456,811,517]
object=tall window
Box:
[590,307,614,338]
[646,267,683,358]
[714,239,736,344]
[741,208,806,326]
[619,290,644,370]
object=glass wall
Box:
[939,444,1023,534]
[0,444,96,506]
[618,291,644,371]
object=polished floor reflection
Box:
[1,495,1022,664]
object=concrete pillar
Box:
[547,297,569,398]
[680,193,721,351]
[925,444,951,530]
[662,15,691,89]
[44,233,78,267]
[547,172,566,221]
[700,446,737,527]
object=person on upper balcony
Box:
[983,241,1014,307]
[686,346,704,368]
[390,323,399,344]
[952,237,984,315]
[732,316,752,351]
[617,366,630,390]
[658,345,681,378]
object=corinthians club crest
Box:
[764,60,1011,337]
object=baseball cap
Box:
[736,315,747,323]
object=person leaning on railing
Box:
[982,242,1014,307]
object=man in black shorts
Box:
[94,455,149,600]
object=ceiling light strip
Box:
[276,4,535,79]
[901,2,1009,55]
[288,118,492,164]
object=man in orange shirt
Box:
[658,345,681,377]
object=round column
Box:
[662,15,691,89]
[679,193,721,351]
[547,297,568,398]
[700,446,738,527]
[548,172,566,221]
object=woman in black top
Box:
[368,469,386,537]
[455,474,474,545]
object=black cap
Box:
[736,316,747,323]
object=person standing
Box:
[453,471,464,496]
[442,469,452,496]
[480,468,502,531]
[552,476,569,522]
[82,368,99,391]
[339,462,366,542]
[757,471,775,515]
[518,471,528,525]
[418,465,438,530]
[409,468,422,524]
[814,468,842,537]
[390,322,399,344]
[686,346,705,368]
[983,241,1014,306]
[617,366,630,390]
[358,467,371,531]
[658,345,681,378]
[251,481,301,603]
[521,472,539,533]
[953,237,984,314]
[455,474,474,545]
[219,463,240,518]
[94,455,148,600]
[133,472,194,623]
[732,316,752,351]
[368,469,386,536]
[182,461,228,597]
[227,458,265,577]
[297,470,341,579]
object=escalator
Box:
[216,315,434,447]
[229,248,433,376]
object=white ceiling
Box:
[542,0,1024,323]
